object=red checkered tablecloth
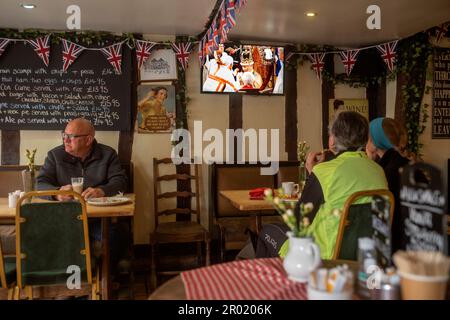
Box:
[181,258,307,300]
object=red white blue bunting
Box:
[171,42,193,70]
[376,40,398,73]
[61,39,84,72]
[136,40,156,69]
[339,49,360,76]
[28,35,51,66]
[100,43,123,74]
[308,53,326,80]
[0,39,10,58]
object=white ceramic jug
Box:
[283,232,321,283]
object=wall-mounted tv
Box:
[201,44,284,95]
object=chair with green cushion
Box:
[333,189,394,261]
[0,240,16,299]
[15,190,100,300]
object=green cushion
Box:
[3,256,16,287]
[18,202,92,286]
[338,203,374,261]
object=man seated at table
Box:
[256,111,388,259]
[36,117,128,272]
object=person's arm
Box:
[295,172,324,223]
[36,151,60,191]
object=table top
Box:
[0,193,135,220]
[220,190,275,211]
[149,259,358,300]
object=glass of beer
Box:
[71,177,84,194]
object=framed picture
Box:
[140,49,178,81]
[137,84,176,133]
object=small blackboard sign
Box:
[0,41,131,131]
[371,195,392,267]
[398,162,447,253]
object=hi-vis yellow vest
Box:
[279,151,388,259]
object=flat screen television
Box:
[201,44,284,95]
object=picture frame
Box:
[137,83,176,133]
[140,49,178,81]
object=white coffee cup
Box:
[282,182,299,196]
[71,177,84,194]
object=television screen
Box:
[201,44,284,95]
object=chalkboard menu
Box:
[398,163,447,253]
[0,41,131,130]
[371,195,392,267]
[432,48,450,138]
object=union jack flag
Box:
[212,24,220,49]
[198,37,205,65]
[0,39,10,58]
[376,40,398,72]
[339,49,360,76]
[171,42,193,70]
[206,27,214,55]
[226,0,236,28]
[61,39,84,72]
[308,53,326,80]
[219,4,229,43]
[28,35,51,66]
[434,23,448,44]
[235,0,248,11]
[101,42,123,74]
[285,52,295,63]
[136,40,156,69]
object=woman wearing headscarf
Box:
[366,117,411,252]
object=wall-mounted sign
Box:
[432,48,450,139]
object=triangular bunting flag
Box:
[226,0,236,28]
[285,52,295,63]
[435,23,449,44]
[339,49,360,76]
[308,53,326,80]
[136,40,156,69]
[198,38,205,65]
[61,39,85,72]
[28,34,51,66]
[219,4,229,43]
[101,43,123,74]
[0,39,11,58]
[376,40,398,72]
[171,42,193,70]
[212,23,220,50]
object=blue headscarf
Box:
[369,117,394,150]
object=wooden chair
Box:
[150,158,210,291]
[333,189,394,260]
[15,190,100,300]
[0,238,16,300]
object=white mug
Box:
[282,182,299,196]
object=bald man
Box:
[37,118,127,200]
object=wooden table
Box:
[149,259,358,300]
[220,190,276,233]
[0,194,135,300]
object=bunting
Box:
[219,4,229,43]
[226,0,236,28]
[434,23,449,44]
[61,39,84,72]
[136,40,156,69]
[198,38,205,65]
[376,40,398,73]
[171,42,193,70]
[0,39,10,58]
[308,53,326,80]
[100,42,123,74]
[28,34,51,66]
[339,49,360,76]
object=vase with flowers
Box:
[265,188,321,282]
[22,148,37,193]
[297,141,310,194]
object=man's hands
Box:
[81,187,105,200]
[56,185,74,201]
[306,151,326,174]
[57,185,105,201]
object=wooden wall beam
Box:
[1,130,20,165]
[321,54,335,148]
[285,49,298,161]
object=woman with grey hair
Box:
[255,111,388,260]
